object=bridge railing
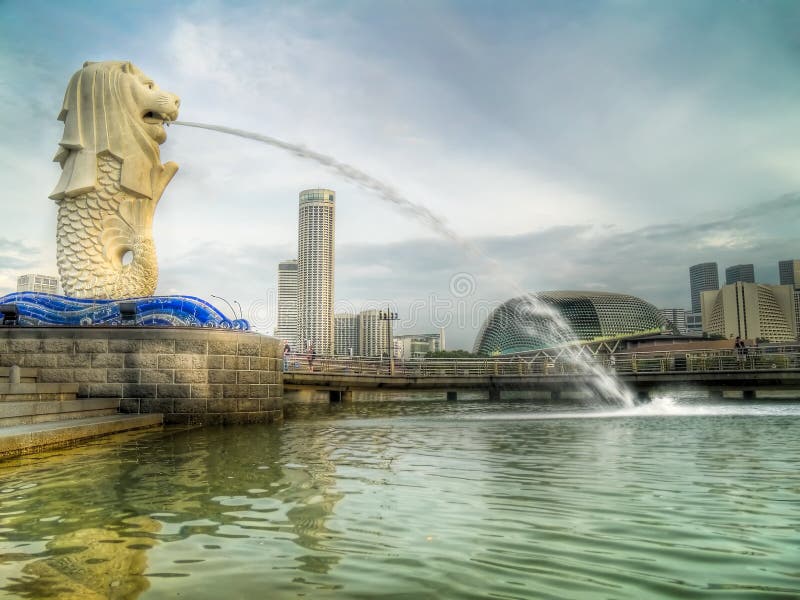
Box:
[283,345,800,377]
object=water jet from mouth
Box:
[172,120,634,407]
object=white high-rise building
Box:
[297,189,336,355]
[334,313,359,356]
[358,309,390,357]
[275,259,298,350]
[17,274,59,295]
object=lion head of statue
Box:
[49,61,181,202]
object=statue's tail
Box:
[101,197,158,298]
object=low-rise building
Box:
[658,308,687,335]
[17,274,59,295]
[394,331,445,359]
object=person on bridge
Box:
[735,337,747,366]
[307,345,316,372]
[283,343,291,371]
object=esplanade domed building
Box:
[473,291,665,355]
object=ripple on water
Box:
[1,396,800,598]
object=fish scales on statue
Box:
[49,61,180,299]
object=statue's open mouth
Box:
[142,111,175,125]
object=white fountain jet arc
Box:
[173,121,634,407]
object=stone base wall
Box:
[0,328,283,425]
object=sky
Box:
[1,0,800,349]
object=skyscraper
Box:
[689,262,719,314]
[725,264,755,285]
[358,309,390,357]
[275,259,298,350]
[334,313,359,356]
[297,189,336,355]
[779,259,800,288]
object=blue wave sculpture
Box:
[0,292,249,330]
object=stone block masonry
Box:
[0,328,283,425]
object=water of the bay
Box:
[1,393,799,599]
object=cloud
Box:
[0,238,45,295]
[2,2,800,349]
[150,190,800,350]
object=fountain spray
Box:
[173,121,634,406]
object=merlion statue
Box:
[49,61,180,299]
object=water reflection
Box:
[4,517,160,599]
[0,423,347,597]
[1,395,800,598]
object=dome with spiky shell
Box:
[473,291,665,355]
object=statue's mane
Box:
[49,61,163,201]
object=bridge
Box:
[283,346,800,402]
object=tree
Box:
[425,350,484,358]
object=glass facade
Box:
[473,291,665,355]
[725,264,755,285]
[779,259,800,288]
[689,263,719,314]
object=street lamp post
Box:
[210,294,238,322]
[378,307,399,375]
[233,300,244,321]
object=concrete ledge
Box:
[0,398,119,427]
[0,382,79,396]
[1,328,283,423]
[0,366,38,383]
[165,410,282,426]
[0,413,163,459]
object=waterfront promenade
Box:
[283,346,800,400]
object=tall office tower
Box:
[689,262,719,314]
[17,274,59,294]
[658,308,687,335]
[275,259,299,350]
[779,259,800,288]
[358,309,390,357]
[725,264,755,285]
[297,189,336,355]
[334,313,359,356]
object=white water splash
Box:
[470,395,800,420]
[173,121,633,406]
